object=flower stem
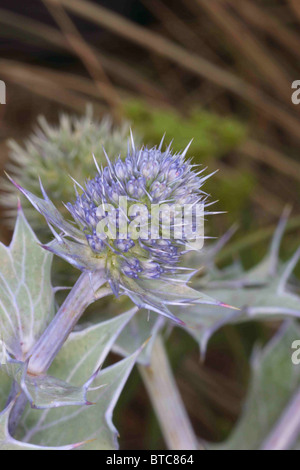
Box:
[139,335,201,450]
[262,386,300,450]
[28,271,108,376]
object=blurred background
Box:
[0,0,300,449]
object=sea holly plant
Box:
[0,134,232,450]
[1,130,300,450]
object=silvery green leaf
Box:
[86,299,163,366]
[173,304,242,358]
[113,310,164,365]
[0,401,84,450]
[0,372,11,413]
[0,206,54,359]
[2,310,135,410]
[79,349,143,450]
[236,206,291,285]
[210,321,300,450]
[185,225,240,282]
[176,268,300,357]
[48,309,137,384]
[16,310,141,449]
[198,209,290,287]
[18,355,141,450]
[199,247,300,322]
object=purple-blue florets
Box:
[65,139,206,282]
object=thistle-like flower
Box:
[9,134,227,324]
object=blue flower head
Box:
[10,133,226,324]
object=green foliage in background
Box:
[124,100,247,161]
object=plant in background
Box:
[1,121,300,450]
[0,106,139,232]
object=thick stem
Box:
[139,335,201,450]
[28,271,107,376]
[262,386,300,450]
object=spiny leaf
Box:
[16,310,141,449]
[173,214,300,356]
[197,246,300,325]
[2,310,135,410]
[2,356,97,410]
[122,276,230,327]
[0,206,54,359]
[210,321,300,450]
[0,402,83,450]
